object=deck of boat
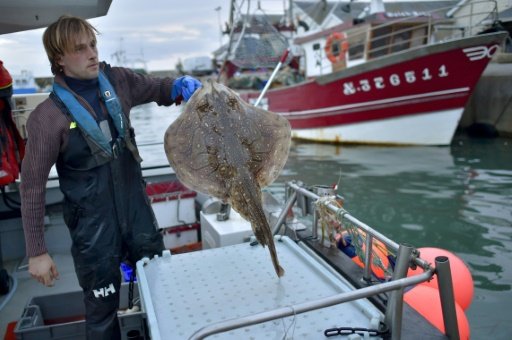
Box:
[0,182,452,339]
[0,252,80,337]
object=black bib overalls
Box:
[52,84,164,339]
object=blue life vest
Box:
[53,70,125,158]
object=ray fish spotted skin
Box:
[164,79,291,277]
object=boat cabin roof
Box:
[0,0,112,35]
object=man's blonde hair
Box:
[42,15,99,75]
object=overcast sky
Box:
[0,0,288,77]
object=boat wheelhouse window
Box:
[368,23,429,59]
[368,26,392,59]
[390,29,412,53]
[345,24,370,61]
[347,38,365,60]
[410,26,428,48]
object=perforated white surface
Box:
[137,236,382,339]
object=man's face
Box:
[57,32,99,80]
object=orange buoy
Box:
[407,247,474,310]
[404,285,470,339]
[324,32,349,64]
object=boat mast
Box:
[288,0,293,35]
[216,0,237,82]
[229,0,235,29]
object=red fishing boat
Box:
[230,1,508,145]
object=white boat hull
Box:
[291,108,464,145]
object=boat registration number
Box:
[342,65,449,96]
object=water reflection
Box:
[276,137,512,293]
[131,102,181,168]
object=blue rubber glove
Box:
[171,76,202,103]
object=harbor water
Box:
[133,102,512,340]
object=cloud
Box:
[95,0,231,73]
[0,0,288,77]
[1,0,230,76]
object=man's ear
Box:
[56,55,64,67]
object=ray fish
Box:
[164,80,291,277]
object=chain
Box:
[324,322,389,338]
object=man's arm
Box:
[107,64,176,109]
[20,100,67,285]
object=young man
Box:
[19,15,201,339]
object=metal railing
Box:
[188,180,461,340]
[333,0,501,65]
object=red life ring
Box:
[324,32,349,64]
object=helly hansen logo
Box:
[93,283,116,298]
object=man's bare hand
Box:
[29,253,59,287]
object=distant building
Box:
[182,56,215,76]
[12,70,38,94]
